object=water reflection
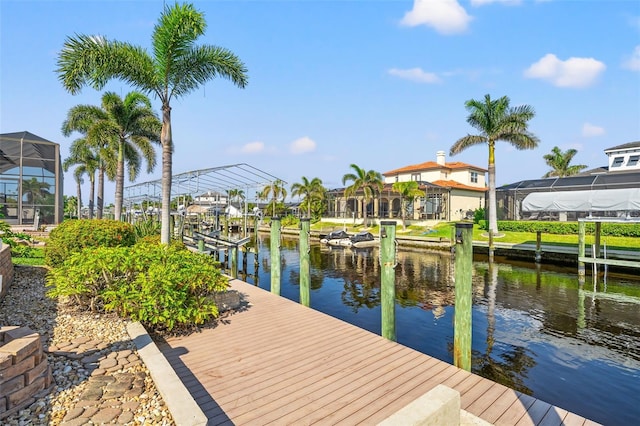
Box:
[231,235,640,425]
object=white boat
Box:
[320,230,350,245]
[341,231,379,248]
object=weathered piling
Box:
[270,217,281,295]
[299,218,311,307]
[380,220,397,341]
[578,220,586,280]
[535,231,542,263]
[454,222,473,371]
[231,246,238,279]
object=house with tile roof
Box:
[325,151,487,224]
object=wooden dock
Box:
[158,279,599,425]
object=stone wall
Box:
[0,326,52,420]
[0,245,14,300]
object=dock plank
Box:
[161,279,599,425]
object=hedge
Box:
[478,220,640,237]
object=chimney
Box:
[436,151,446,166]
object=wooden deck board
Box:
[160,279,599,425]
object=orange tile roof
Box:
[383,161,486,175]
[431,180,487,192]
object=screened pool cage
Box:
[0,131,63,226]
[122,163,284,224]
[496,172,640,221]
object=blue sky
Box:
[1,0,639,205]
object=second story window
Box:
[411,173,420,181]
[612,156,624,167]
[628,155,639,166]
[470,171,478,183]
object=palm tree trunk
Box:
[401,198,406,231]
[114,140,125,221]
[160,106,173,244]
[488,141,498,235]
[76,180,82,219]
[97,167,104,219]
[362,197,367,227]
[88,174,95,219]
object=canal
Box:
[228,235,640,425]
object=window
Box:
[470,171,478,183]
[612,156,624,167]
[628,155,639,166]
[411,173,420,181]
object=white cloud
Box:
[241,141,265,154]
[388,67,441,83]
[582,123,605,137]
[523,53,606,88]
[400,0,473,35]
[622,45,640,71]
[290,136,316,154]
[471,0,521,6]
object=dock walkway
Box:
[158,279,599,426]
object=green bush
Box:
[495,221,640,237]
[133,218,161,240]
[47,240,229,330]
[44,219,136,267]
[473,208,485,224]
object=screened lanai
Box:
[496,172,640,221]
[123,163,284,219]
[0,131,63,226]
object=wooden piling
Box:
[578,220,586,279]
[197,238,205,253]
[270,217,281,295]
[231,246,238,279]
[299,218,311,307]
[535,231,542,263]
[454,222,473,371]
[380,220,397,341]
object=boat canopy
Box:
[522,188,640,212]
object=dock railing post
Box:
[578,220,586,280]
[231,246,238,279]
[270,217,281,295]
[454,222,473,371]
[299,218,311,307]
[197,238,204,253]
[380,220,397,341]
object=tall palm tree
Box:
[62,91,161,221]
[63,138,98,219]
[56,2,248,243]
[542,146,587,178]
[392,181,424,230]
[342,164,383,227]
[291,176,325,219]
[260,179,287,217]
[450,94,539,235]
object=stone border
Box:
[0,326,52,420]
[127,322,207,426]
[0,245,14,300]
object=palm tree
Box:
[291,177,325,219]
[450,94,539,235]
[62,91,161,221]
[342,164,383,227]
[63,138,98,219]
[260,179,287,217]
[56,2,248,244]
[392,181,424,230]
[542,146,587,178]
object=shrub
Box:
[473,208,485,224]
[494,221,640,237]
[133,218,161,240]
[47,240,229,330]
[44,219,136,267]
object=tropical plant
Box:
[342,164,383,227]
[63,138,98,219]
[260,179,288,217]
[21,177,51,206]
[291,176,325,219]
[56,2,248,244]
[450,94,539,235]
[64,195,79,219]
[392,181,424,230]
[542,146,587,178]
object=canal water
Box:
[230,235,640,425]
